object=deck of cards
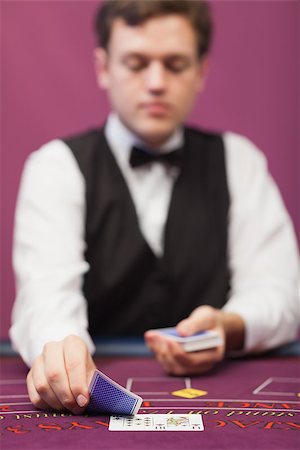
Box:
[86,370,142,416]
[154,327,223,352]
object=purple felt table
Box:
[0,355,299,450]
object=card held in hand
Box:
[86,370,143,416]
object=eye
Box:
[164,57,191,73]
[123,56,149,72]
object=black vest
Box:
[64,127,230,337]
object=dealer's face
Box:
[95,15,206,147]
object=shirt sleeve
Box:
[223,132,300,353]
[9,140,95,367]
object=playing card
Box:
[153,327,223,352]
[109,414,204,431]
[86,370,143,415]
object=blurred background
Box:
[1,0,299,341]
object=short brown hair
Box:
[95,0,213,59]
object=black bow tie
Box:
[129,145,182,168]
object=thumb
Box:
[176,306,217,336]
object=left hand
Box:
[26,335,96,414]
[144,306,226,376]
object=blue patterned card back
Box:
[159,328,206,339]
[86,370,142,415]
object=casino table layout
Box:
[1,351,299,450]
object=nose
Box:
[144,61,167,93]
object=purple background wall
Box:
[1,1,299,340]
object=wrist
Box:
[219,311,245,352]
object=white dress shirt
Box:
[10,114,300,366]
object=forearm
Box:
[223,287,299,353]
[10,291,95,367]
[10,140,95,367]
[225,132,300,354]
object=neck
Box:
[108,113,184,152]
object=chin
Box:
[135,122,177,146]
[139,131,172,147]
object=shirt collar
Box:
[104,113,184,168]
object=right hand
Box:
[26,335,96,414]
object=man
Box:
[10,0,299,415]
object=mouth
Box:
[139,102,171,116]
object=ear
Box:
[94,47,110,90]
[196,56,210,93]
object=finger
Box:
[167,339,224,375]
[146,323,225,376]
[155,349,178,375]
[144,331,166,353]
[144,333,177,373]
[43,341,81,414]
[176,305,217,336]
[146,333,214,375]
[144,332,158,352]
[172,337,225,370]
[144,332,172,359]
[63,335,96,409]
[163,339,194,374]
[175,347,220,367]
[30,355,64,411]
[156,340,187,375]
[144,332,172,372]
[26,369,50,410]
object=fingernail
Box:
[76,394,87,408]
